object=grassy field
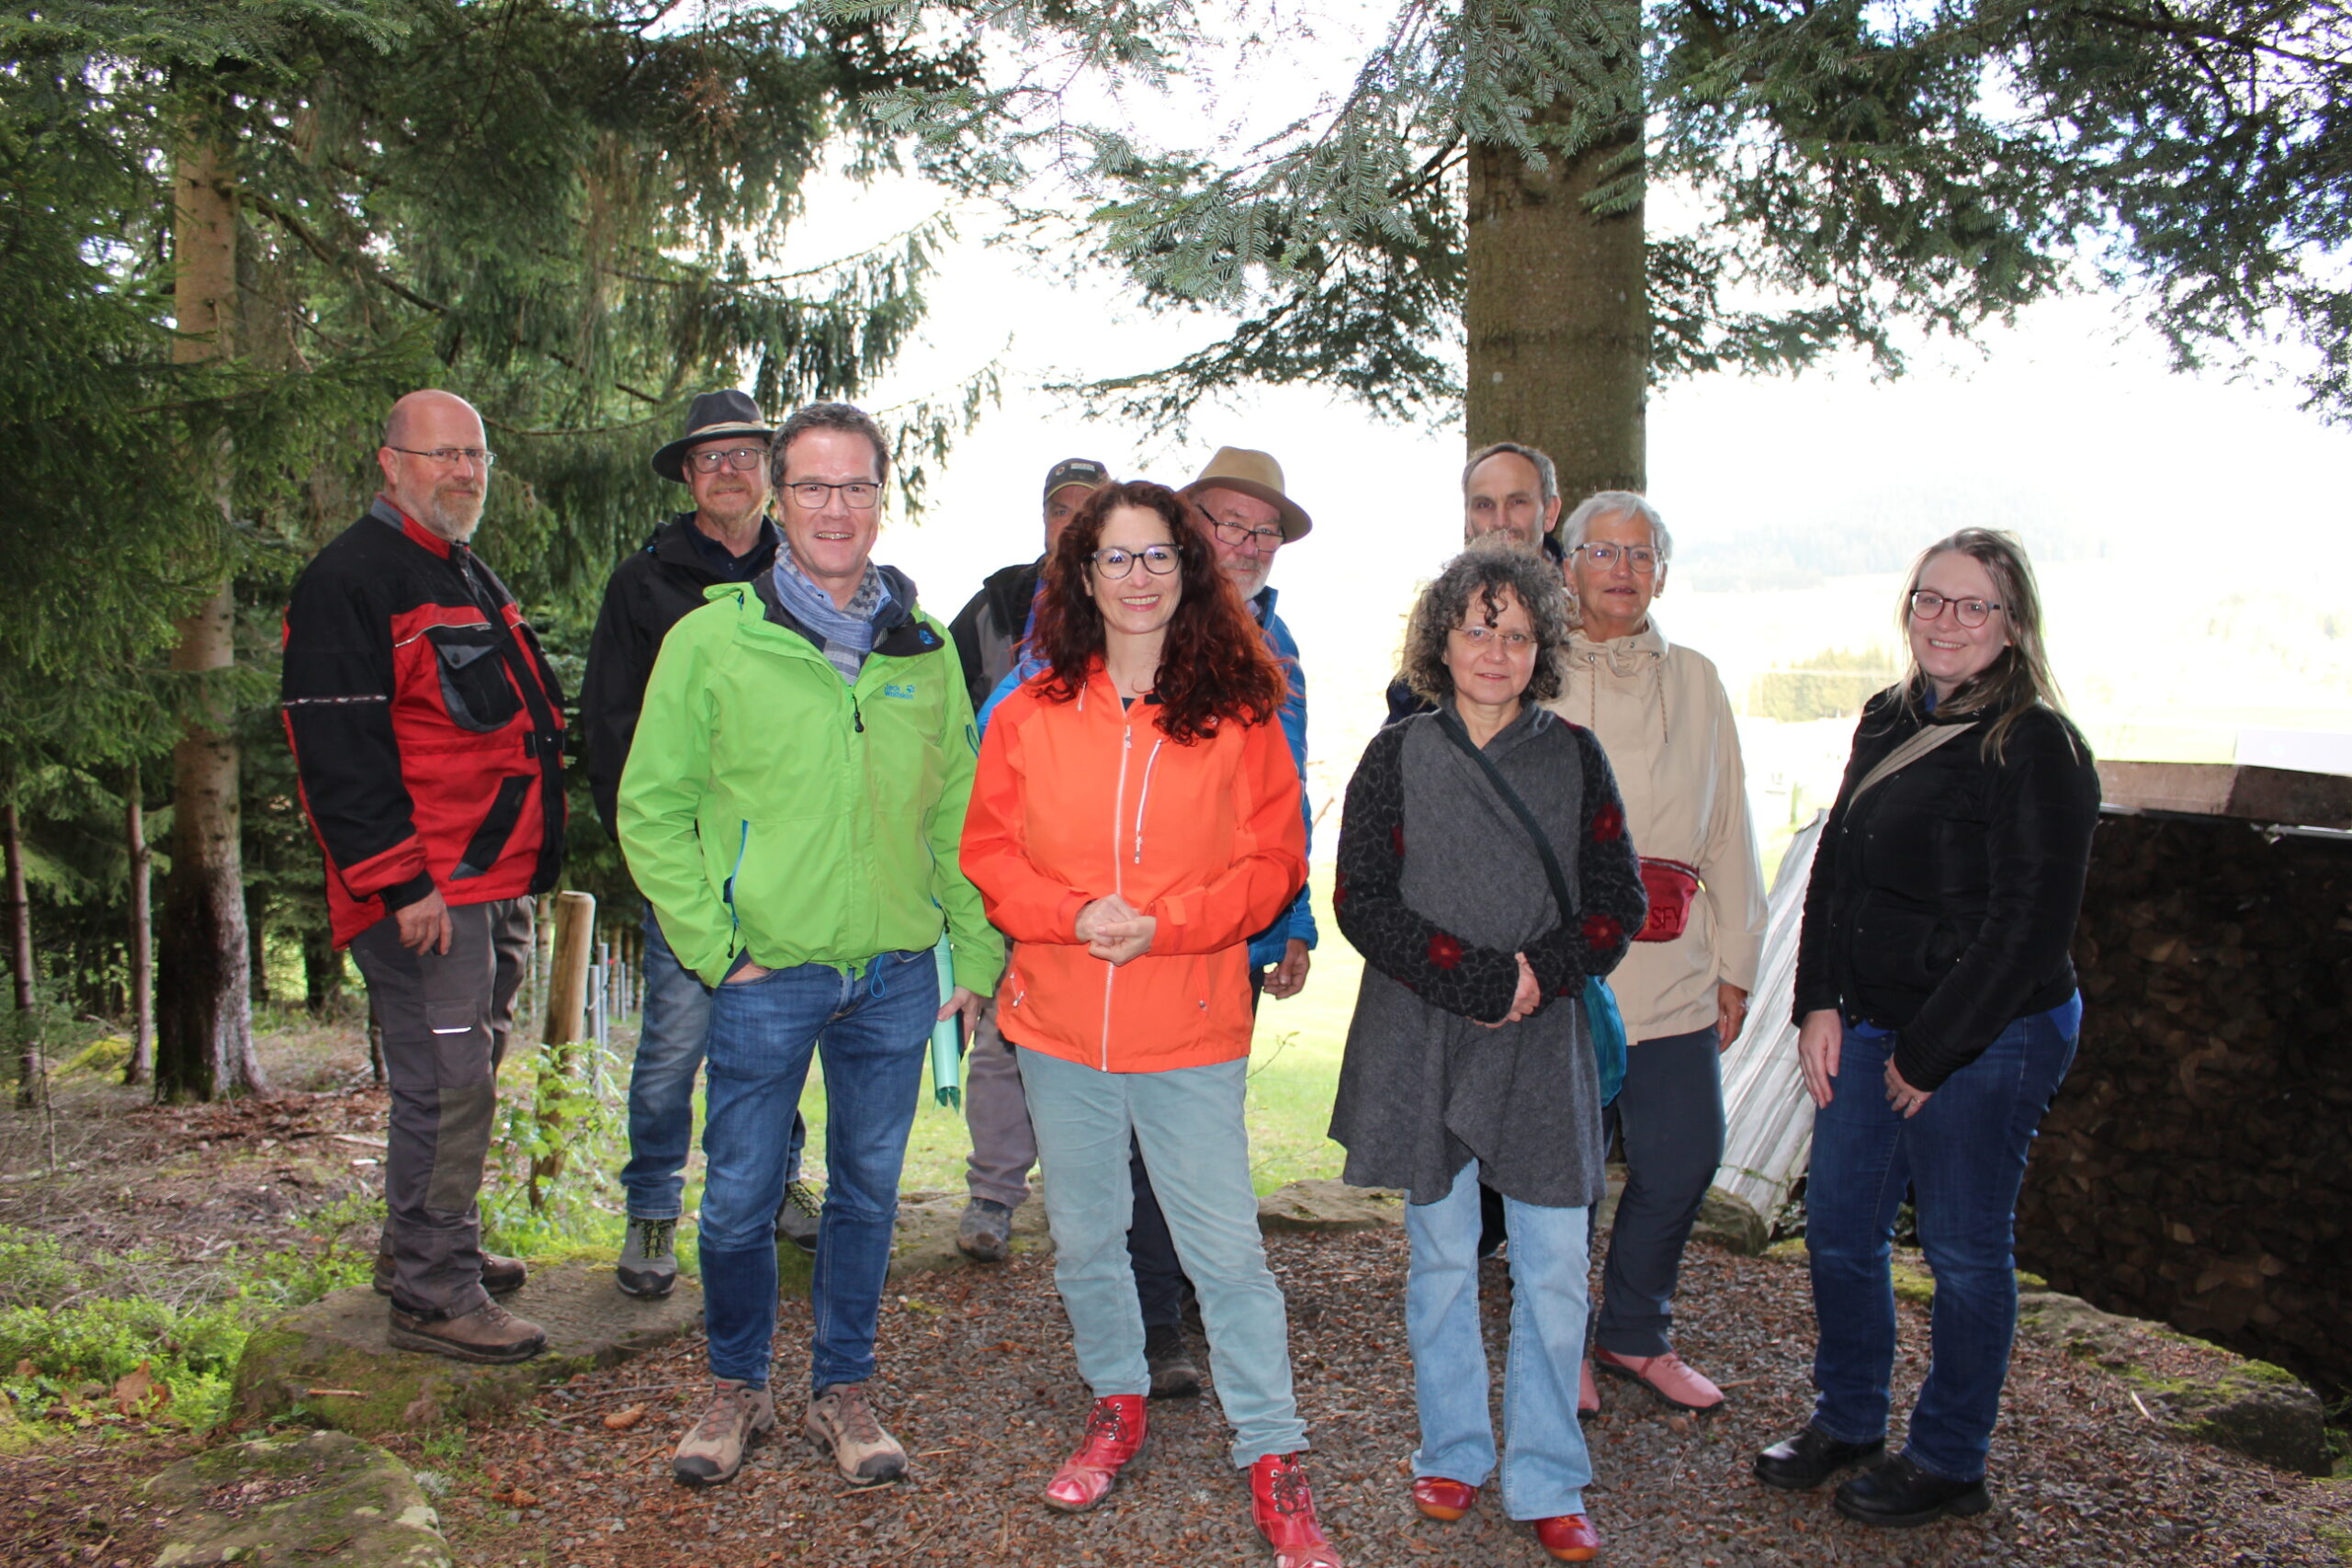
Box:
[651,866,1358,1213]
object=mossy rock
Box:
[880,1188,1055,1281]
[143,1429,448,1568]
[1690,1187,1772,1257]
[230,1261,701,1438]
[1256,1179,1405,1235]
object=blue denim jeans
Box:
[1805,1009,2079,1482]
[697,950,936,1392]
[619,905,804,1221]
[1406,1162,1593,1519]
[1016,1047,1307,1467]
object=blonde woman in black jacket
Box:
[1755,529,2099,1529]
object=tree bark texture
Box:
[155,118,264,1101]
[1465,89,1647,506]
[126,783,153,1085]
[6,803,37,1109]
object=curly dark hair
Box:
[1027,479,1287,744]
[1399,536,1571,706]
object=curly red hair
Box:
[1026,480,1287,744]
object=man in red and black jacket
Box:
[282,389,565,1365]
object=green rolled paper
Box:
[930,936,962,1110]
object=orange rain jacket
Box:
[960,662,1306,1073]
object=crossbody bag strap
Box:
[1434,709,1576,926]
[1849,717,1978,804]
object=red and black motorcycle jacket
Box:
[282,498,568,947]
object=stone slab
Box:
[231,1261,702,1436]
[143,1429,449,1568]
[1256,1179,1405,1234]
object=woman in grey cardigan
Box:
[1329,541,1646,1562]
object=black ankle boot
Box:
[1834,1453,1991,1528]
[1754,1427,1885,1490]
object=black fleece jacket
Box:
[1792,687,2101,1091]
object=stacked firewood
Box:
[2018,812,2352,1393]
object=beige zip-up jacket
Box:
[1545,620,1766,1043]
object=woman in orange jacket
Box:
[959,480,1338,1568]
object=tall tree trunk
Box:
[247,887,271,1006]
[6,804,38,1109]
[125,780,153,1086]
[301,919,345,1018]
[1464,9,1647,507]
[155,114,264,1102]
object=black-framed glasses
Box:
[784,479,880,510]
[687,444,769,474]
[1574,542,1657,573]
[388,445,497,468]
[1208,518,1284,551]
[1091,545,1181,580]
[1908,590,2004,628]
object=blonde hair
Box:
[1897,527,2072,762]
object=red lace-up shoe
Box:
[1042,1395,1148,1512]
[1248,1451,1343,1568]
[1410,1475,1477,1521]
[1533,1512,1601,1561]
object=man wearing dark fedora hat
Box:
[582,389,815,1300]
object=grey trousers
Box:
[1593,1025,1726,1358]
[350,897,532,1317]
[962,1000,1038,1208]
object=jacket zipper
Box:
[1132,738,1166,863]
[1102,716,1133,1070]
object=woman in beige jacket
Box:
[1545,491,1767,1416]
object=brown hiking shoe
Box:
[673,1379,777,1486]
[373,1249,526,1298]
[804,1382,906,1485]
[385,1299,547,1364]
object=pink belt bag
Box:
[1635,858,1702,942]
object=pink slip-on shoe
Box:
[1591,1348,1724,1412]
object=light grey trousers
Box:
[962,999,1038,1207]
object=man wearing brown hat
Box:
[581,389,814,1298]
[947,456,1110,1265]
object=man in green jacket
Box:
[618,401,1001,1491]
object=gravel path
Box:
[424,1228,2352,1566]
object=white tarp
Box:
[1712,809,1826,1224]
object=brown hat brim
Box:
[651,422,775,483]
[1178,476,1313,543]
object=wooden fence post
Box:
[530,891,595,1210]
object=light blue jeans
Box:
[619,905,804,1221]
[698,951,935,1391]
[1406,1162,1594,1519]
[1015,1046,1308,1467]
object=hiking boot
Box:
[956,1197,1012,1263]
[804,1381,906,1485]
[372,1248,526,1298]
[386,1298,547,1364]
[1043,1395,1148,1512]
[1249,1451,1343,1568]
[617,1215,680,1299]
[775,1179,823,1255]
[673,1379,776,1486]
[1145,1321,1202,1399]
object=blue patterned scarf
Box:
[773,546,889,683]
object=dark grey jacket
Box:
[1329,706,1646,1207]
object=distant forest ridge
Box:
[1672,505,2111,592]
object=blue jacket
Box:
[973,584,1316,972]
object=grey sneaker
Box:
[386,1298,547,1364]
[1145,1321,1202,1399]
[774,1179,823,1254]
[373,1249,526,1298]
[673,1379,776,1486]
[956,1197,1012,1263]
[617,1216,679,1299]
[804,1381,906,1485]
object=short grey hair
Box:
[773,401,890,489]
[1462,441,1559,513]
[1399,537,1572,706]
[1559,490,1673,561]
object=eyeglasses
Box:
[1574,542,1657,573]
[687,445,769,474]
[1908,590,2005,628]
[1208,519,1284,552]
[1091,546,1181,580]
[1451,624,1536,653]
[388,446,497,468]
[783,480,880,510]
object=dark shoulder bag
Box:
[1433,711,1627,1104]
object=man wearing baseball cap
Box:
[946,456,1110,1265]
[581,389,816,1299]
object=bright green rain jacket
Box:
[616,569,1004,994]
